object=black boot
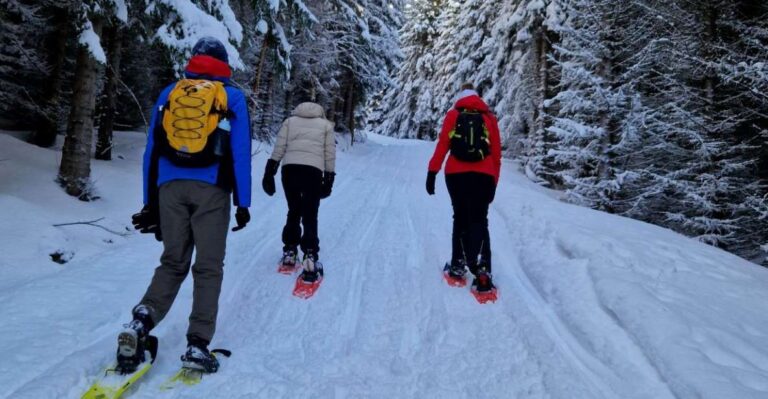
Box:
[181,337,220,373]
[299,250,324,283]
[281,247,298,266]
[472,267,495,293]
[116,305,155,373]
[447,258,468,279]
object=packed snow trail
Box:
[1,132,768,398]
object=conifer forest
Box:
[1,0,767,265]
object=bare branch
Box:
[54,217,131,237]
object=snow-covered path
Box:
[2,133,768,398]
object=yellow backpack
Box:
[156,79,229,167]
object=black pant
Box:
[281,164,323,256]
[446,172,495,274]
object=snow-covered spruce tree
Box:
[430,0,502,123]
[498,0,564,184]
[353,0,404,135]
[373,0,444,139]
[591,0,712,243]
[240,0,321,140]
[0,0,49,132]
[680,0,768,260]
[321,0,403,139]
[543,0,639,210]
[233,0,402,142]
[288,2,347,111]
[725,0,768,264]
[358,0,406,133]
[472,0,528,153]
[244,0,312,87]
[599,0,767,258]
[355,0,403,93]
[376,0,567,149]
[7,0,76,148]
[146,0,244,72]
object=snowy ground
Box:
[1,131,768,399]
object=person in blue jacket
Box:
[122,37,251,373]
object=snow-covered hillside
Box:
[1,132,768,399]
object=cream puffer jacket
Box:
[270,103,336,173]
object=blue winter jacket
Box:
[142,74,252,207]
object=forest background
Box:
[1,0,766,265]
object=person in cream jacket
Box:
[262,100,336,282]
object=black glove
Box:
[232,207,250,232]
[426,172,437,195]
[262,159,279,196]
[132,205,162,241]
[320,172,335,199]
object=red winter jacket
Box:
[428,95,502,184]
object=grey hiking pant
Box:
[138,180,230,344]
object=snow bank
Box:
[0,132,145,290]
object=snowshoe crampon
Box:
[292,273,323,299]
[160,349,231,390]
[277,261,299,275]
[471,286,498,304]
[442,264,467,287]
[292,258,323,299]
[81,336,158,399]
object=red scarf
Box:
[185,55,232,79]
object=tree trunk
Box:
[59,17,104,200]
[259,70,276,141]
[284,88,293,119]
[329,96,338,127]
[703,3,717,104]
[532,25,550,157]
[526,22,554,184]
[345,81,356,145]
[597,55,613,182]
[96,23,123,161]
[31,10,70,148]
[252,35,270,95]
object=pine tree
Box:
[374,0,444,139]
[0,0,49,132]
[146,0,244,72]
[544,0,635,209]
[245,0,320,140]
[322,0,403,138]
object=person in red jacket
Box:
[427,82,502,293]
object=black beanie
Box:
[191,37,229,64]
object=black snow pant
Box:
[446,172,495,274]
[281,164,323,257]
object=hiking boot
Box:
[472,268,495,293]
[181,337,219,373]
[300,251,324,283]
[116,305,154,373]
[281,247,298,266]
[448,258,468,279]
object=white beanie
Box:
[457,89,479,101]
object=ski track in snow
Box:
[2,132,768,398]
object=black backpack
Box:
[449,108,490,162]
